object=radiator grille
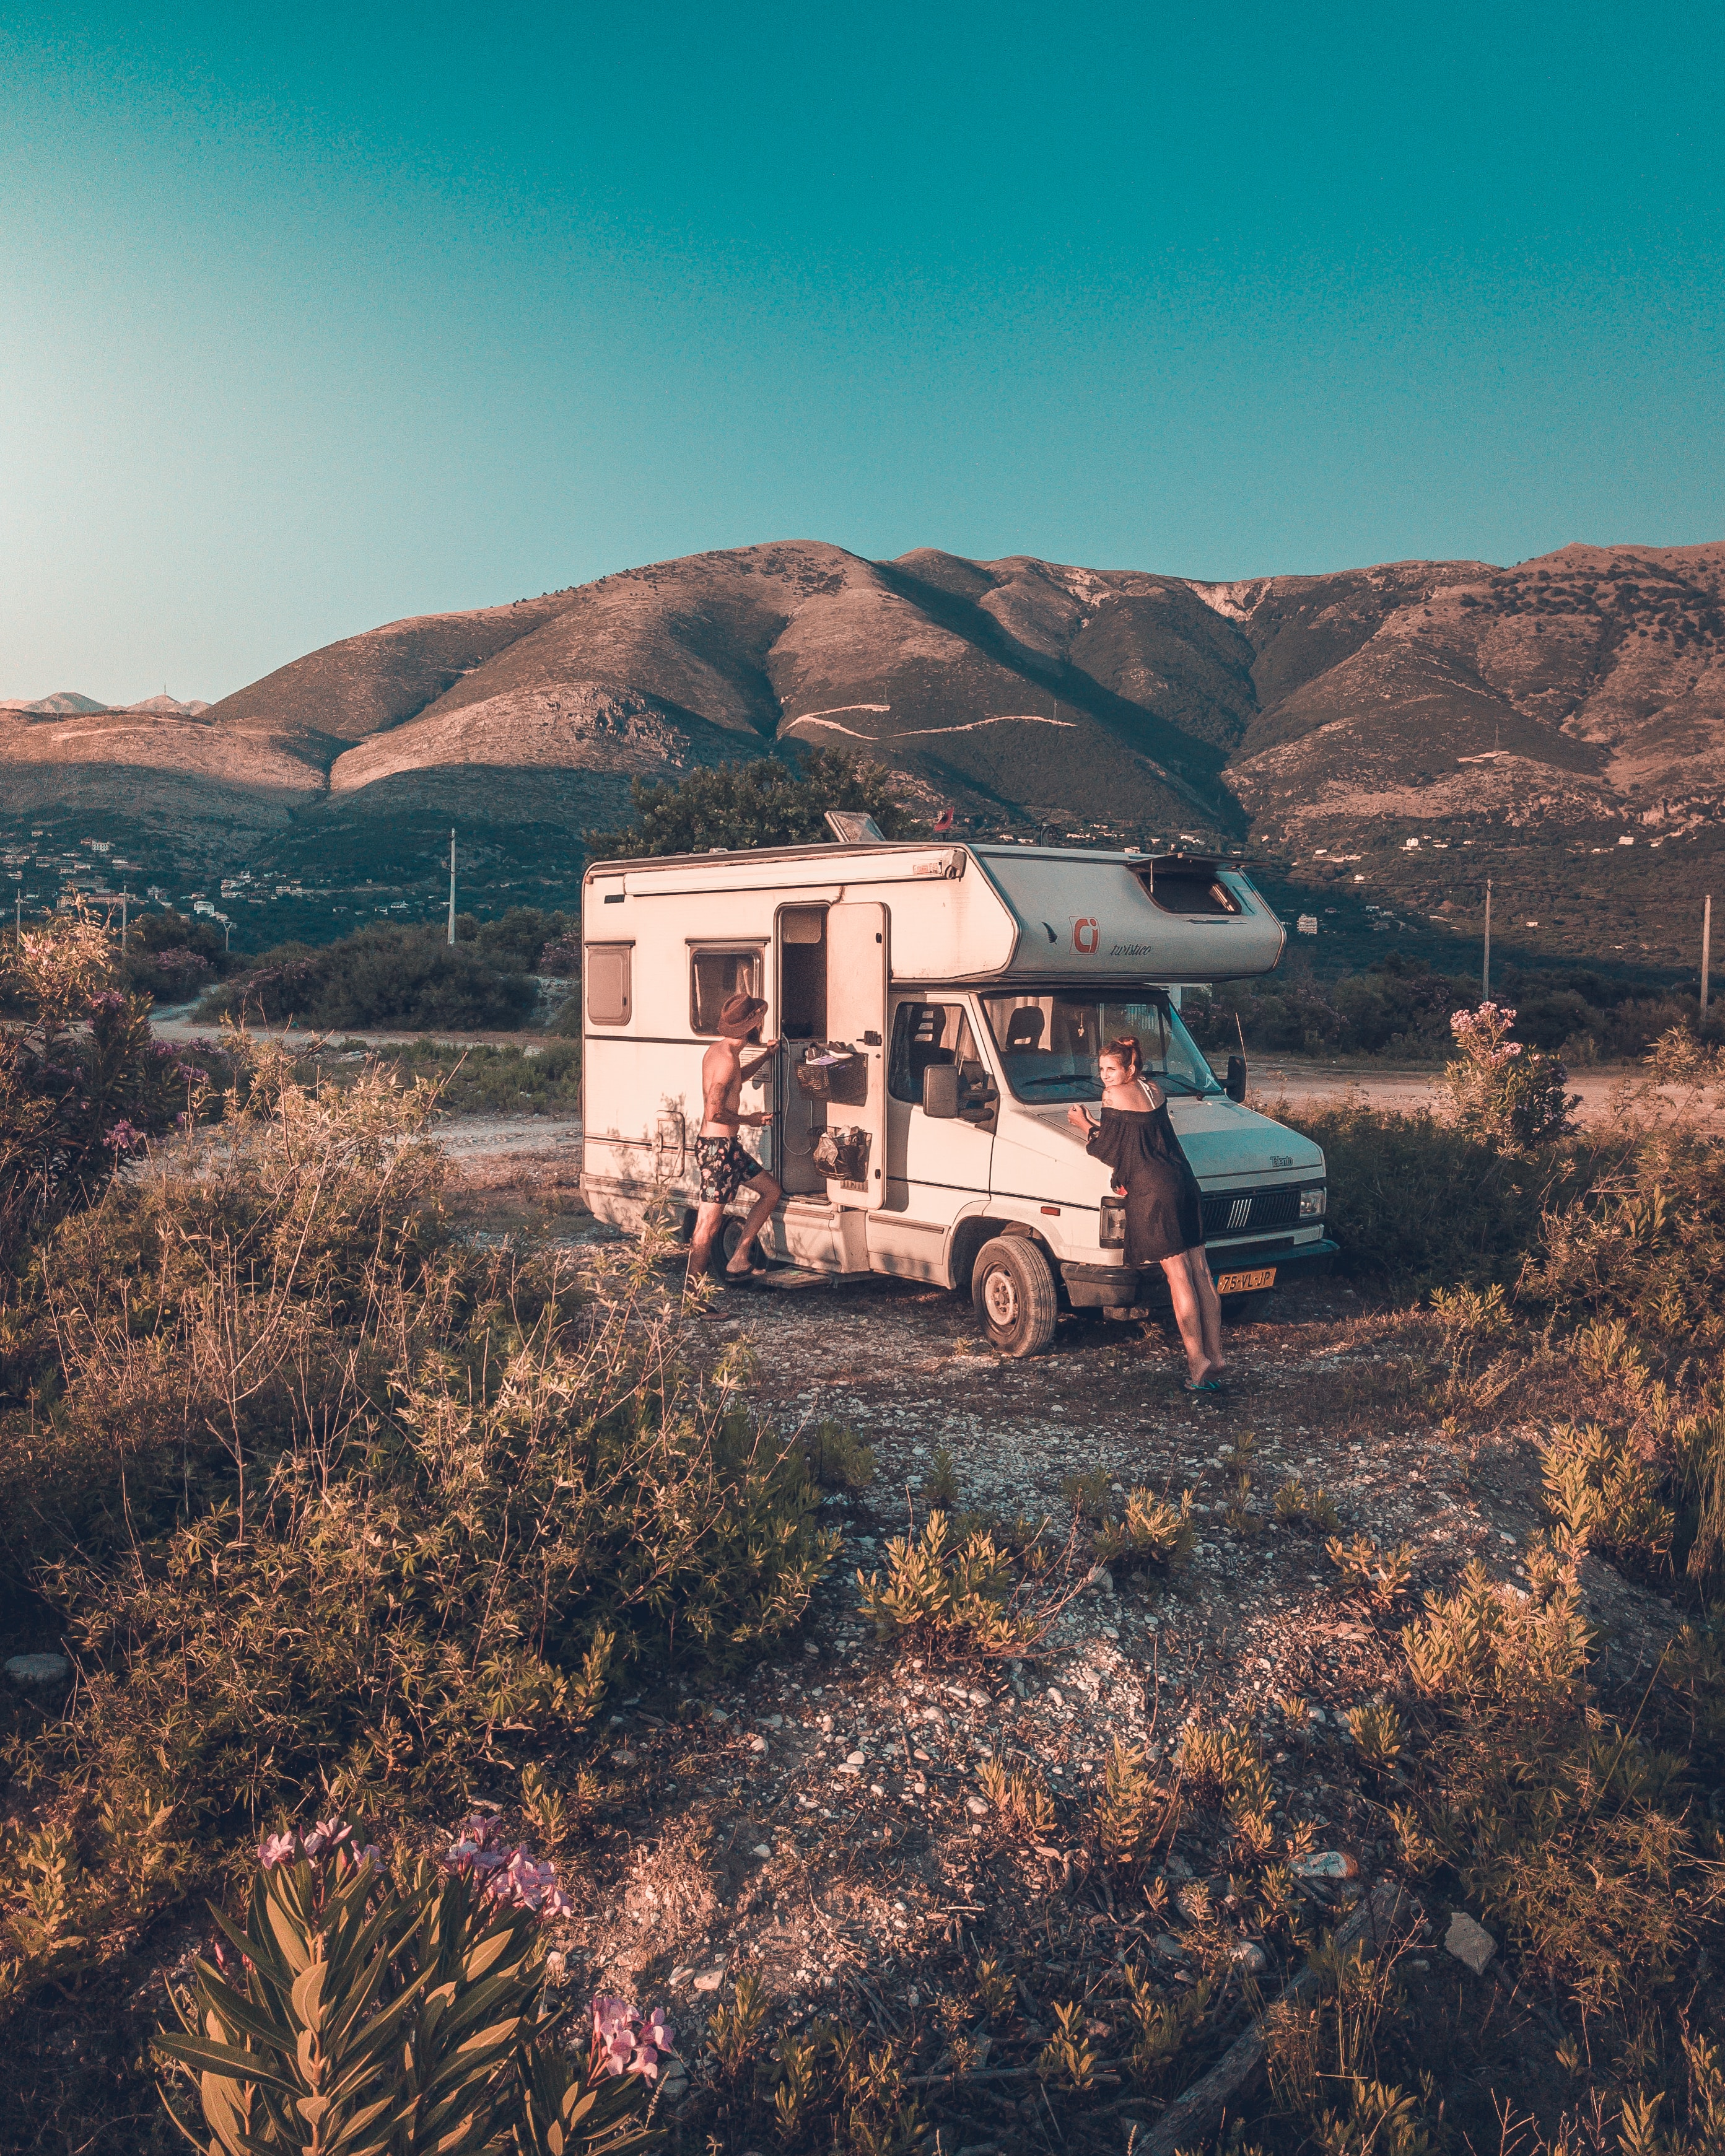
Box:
[1201,1185,1301,1241]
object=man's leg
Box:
[727,1171,782,1272]
[687,1199,726,1287]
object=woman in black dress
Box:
[1067,1034,1224,1390]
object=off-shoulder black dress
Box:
[1086,1098,1204,1263]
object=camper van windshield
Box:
[979,992,1221,1104]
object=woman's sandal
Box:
[1182,1377,1223,1393]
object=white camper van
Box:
[580,837,1339,1356]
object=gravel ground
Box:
[425,1123,1685,2144]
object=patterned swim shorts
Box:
[695,1134,763,1206]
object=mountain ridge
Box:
[5,536,1721,867]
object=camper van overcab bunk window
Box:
[580,839,1339,1356]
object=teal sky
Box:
[3,1,1722,704]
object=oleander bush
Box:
[155,1818,666,2156]
[0,906,240,1263]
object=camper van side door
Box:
[821,901,889,1211]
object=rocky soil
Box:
[433,1128,1685,2149]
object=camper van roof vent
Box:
[824,810,886,845]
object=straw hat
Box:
[717,992,768,1040]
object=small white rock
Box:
[966,1795,989,1817]
[1444,1912,1497,1975]
[751,1843,772,1858]
[693,1968,726,1993]
[4,1654,69,1687]
[1290,1850,1359,1880]
[1229,1940,1267,1973]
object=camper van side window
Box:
[889,1003,982,1103]
[586,945,632,1026]
[691,946,763,1034]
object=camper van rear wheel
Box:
[972,1236,1057,1358]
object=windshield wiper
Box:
[1018,1073,1093,1094]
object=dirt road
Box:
[1249,1057,1721,1129]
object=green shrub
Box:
[392,1037,582,1115]
[7,1062,835,1833]
[199,924,538,1031]
[587,748,915,858]
[1093,1487,1194,1571]
[1399,1561,1724,2022]
[1521,1134,1725,1344]
[1268,1096,1558,1287]
[856,1510,1075,1657]
[1540,1419,1675,1568]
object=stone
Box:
[751,1843,772,1858]
[1291,1849,1359,1880]
[1150,1932,1189,1959]
[1444,1912,1496,1975]
[693,1967,726,1993]
[965,1796,989,1817]
[845,1750,866,1766]
[4,1654,69,1687]
[1228,1941,1267,1973]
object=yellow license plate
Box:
[1216,1267,1277,1294]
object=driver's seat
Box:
[1005,1009,1047,1056]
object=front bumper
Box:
[1061,1234,1341,1311]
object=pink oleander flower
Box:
[258,1831,298,1868]
[302,1818,352,1859]
[589,1997,673,2079]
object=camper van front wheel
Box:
[972,1236,1058,1358]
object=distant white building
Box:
[1297,914,1319,935]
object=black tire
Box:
[971,1235,1058,1357]
[1222,1288,1275,1323]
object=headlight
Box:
[1298,1185,1327,1219]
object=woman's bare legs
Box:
[1159,1254,1211,1384]
[1187,1249,1225,1377]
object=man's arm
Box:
[740,1039,779,1081]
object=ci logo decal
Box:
[1072,918,1099,954]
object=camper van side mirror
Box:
[1226,1055,1248,1103]
[922,1064,961,1119]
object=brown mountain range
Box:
[4,539,1721,849]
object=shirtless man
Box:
[686,991,782,1287]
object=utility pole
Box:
[120,889,129,948]
[1703,893,1713,1023]
[1482,879,1492,1000]
[447,829,456,944]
